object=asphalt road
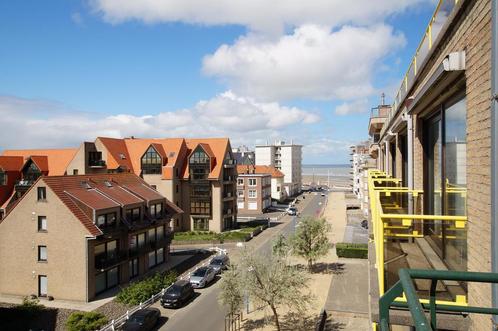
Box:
[155,192,327,331]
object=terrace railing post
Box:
[429,279,438,330]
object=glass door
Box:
[425,113,443,255]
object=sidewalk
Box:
[322,192,369,330]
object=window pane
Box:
[148,251,156,268]
[157,226,164,240]
[95,272,106,294]
[157,248,164,264]
[97,215,105,226]
[138,233,145,247]
[39,246,47,261]
[38,216,47,231]
[148,228,156,242]
[107,267,119,288]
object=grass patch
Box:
[173,225,268,243]
[336,243,368,259]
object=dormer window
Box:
[0,170,6,186]
[24,161,41,182]
[96,212,116,228]
[141,146,162,175]
[189,147,210,180]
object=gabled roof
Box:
[97,137,134,171]
[29,156,49,173]
[1,173,181,237]
[0,156,24,172]
[183,138,231,180]
[2,148,78,175]
[237,165,284,178]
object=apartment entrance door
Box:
[38,275,47,297]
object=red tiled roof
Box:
[65,188,120,211]
[182,138,231,180]
[237,165,284,178]
[30,156,49,173]
[0,156,24,171]
[2,148,77,175]
[97,137,134,171]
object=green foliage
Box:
[173,227,267,243]
[218,265,244,315]
[116,271,177,305]
[18,296,44,316]
[290,216,331,270]
[272,234,289,258]
[66,311,108,331]
[336,243,368,259]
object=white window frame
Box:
[248,190,257,198]
[237,178,244,186]
[237,190,244,198]
[248,178,257,186]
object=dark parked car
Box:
[121,308,161,331]
[160,280,195,308]
[209,254,230,274]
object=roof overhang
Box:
[408,51,466,115]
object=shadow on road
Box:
[152,316,169,330]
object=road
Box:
[155,192,327,331]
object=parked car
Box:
[160,280,195,308]
[287,207,297,216]
[189,266,216,288]
[121,308,161,331]
[209,254,230,274]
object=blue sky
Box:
[0,0,435,164]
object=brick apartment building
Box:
[0,173,181,302]
[2,137,238,233]
[236,165,272,215]
[365,0,498,330]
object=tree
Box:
[218,265,244,315]
[290,216,331,270]
[237,249,313,331]
[272,234,289,258]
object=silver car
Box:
[189,266,216,288]
[209,254,230,274]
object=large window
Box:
[125,208,141,222]
[24,161,42,182]
[193,217,209,231]
[141,146,162,175]
[248,190,257,198]
[95,240,118,267]
[248,178,257,186]
[0,170,6,186]
[129,258,138,279]
[189,148,210,180]
[191,201,211,215]
[150,203,163,219]
[148,248,164,269]
[96,212,116,229]
[95,267,119,294]
[424,96,467,272]
[88,151,104,167]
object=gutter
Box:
[491,0,498,326]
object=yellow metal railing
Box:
[383,0,460,136]
[368,169,468,306]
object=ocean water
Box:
[302,164,350,177]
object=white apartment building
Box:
[255,140,302,197]
[350,142,376,216]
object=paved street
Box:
[154,192,327,331]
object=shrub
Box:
[18,296,45,316]
[66,311,108,331]
[335,243,368,259]
[116,271,177,305]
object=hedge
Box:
[116,271,177,305]
[335,243,368,259]
[66,311,108,331]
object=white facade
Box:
[350,143,375,216]
[271,176,286,202]
[255,141,302,197]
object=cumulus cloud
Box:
[202,24,405,101]
[90,0,429,34]
[0,93,318,150]
[335,98,369,115]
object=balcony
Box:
[368,170,472,329]
[15,179,35,188]
[95,251,127,270]
[223,191,235,201]
[89,159,106,168]
[368,107,388,136]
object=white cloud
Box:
[202,24,405,101]
[335,98,369,115]
[0,93,318,150]
[90,0,429,34]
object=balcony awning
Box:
[408,51,466,115]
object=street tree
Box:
[239,249,313,331]
[290,216,331,270]
[218,265,244,316]
[272,234,290,258]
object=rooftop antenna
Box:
[381,92,386,106]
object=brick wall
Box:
[407,0,493,329]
